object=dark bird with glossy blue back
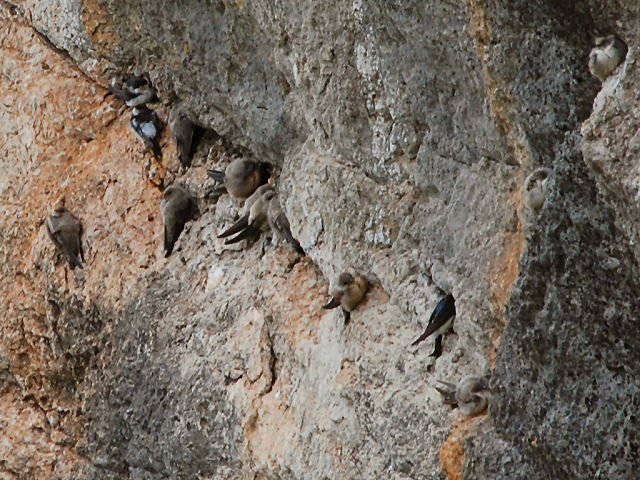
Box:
[411,293,456,357]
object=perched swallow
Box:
[161,184,197,257]
[436,376,490,416]
[411,293,456,357]
[322,272,368,323]
[130,106,162,157]
[46,206,84,269]
[267,192,304,254]
[588,34,628,81]
[207,158,271,199]
[168,104,195,169]
[218,184,275,240]
[109,74,157,107]
[523,168,552,211]
[220,185,273,245]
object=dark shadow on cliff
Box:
[77,269,242,479]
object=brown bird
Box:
[322,272,368,323]
[161,184,197,257]
[523,168,552,211]
[588,34,628,81]
[267,192,304,254]
[46,206,84,269]
[435,376,491,416]
[207,158,271,199]
[168,104,195,169]
[219,185,274,245]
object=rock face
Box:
[1,0,639,479]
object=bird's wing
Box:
[164,217,187,257]
[223,222,262,244]
[57,231,82,269]
[322,297,341,310]
[273,214,304,253]
[218,215,250,238]
[76,225,84,262]
[175,122,193,157]
[150,138,162,158]
[412,298,454,344]
[164,225,173,256]
[410,327,431,347]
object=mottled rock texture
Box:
[1,0,639,479]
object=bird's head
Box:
[337,272,354,287]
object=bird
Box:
[435,376,491,416]
[109,74,157,107]
[46,206,84,269]
[161,184,197,257]
[267,192,304,254]
[411,293,456,357]
[219,185,274,245]
[217,184,276,240]
[168,104,195,169]
[523,168,552,211]
[130,106,162,157]
[588,34,628,82]
[322,272,368,323]
[207,158,271,199]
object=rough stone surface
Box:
[2,0,640,479]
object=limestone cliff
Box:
[1,1,639,479]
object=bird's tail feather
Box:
[410,331,429,347]
[151,140,162,158]
[224,223,261,244]
[62,245,82,269]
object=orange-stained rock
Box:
[440,414,485,480]
[0,8,168,477]
[2,0,597,477]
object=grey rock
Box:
[9,0,640,479]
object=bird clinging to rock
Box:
[130,106,163,157]
[46,206,84,269]
[322,272,369,324]
[218,185,303,253]
[109,74,157,107]
[588,34,628,82]
[218,184,274,245]
[411,293,456,357]
[523,168,552,211]
[435,375,491,416]
[267,192,304,254]
[168,104,195,169]
[207,157,271,199]
[161,184,198,257]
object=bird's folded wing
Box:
[322,297,341,310]
[218,215,249,238]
